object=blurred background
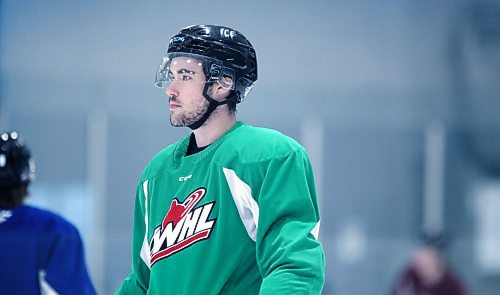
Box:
[1,0,500,294]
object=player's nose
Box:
[165,84,178,97]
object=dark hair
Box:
[419,231,448,250]
[0,185,28,209]
[227,91,237,113]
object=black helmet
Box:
[155,24,258,103]
[0,131,35,189]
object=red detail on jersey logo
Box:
[149,187,216,266]
[162,188,205,228]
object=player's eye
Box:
[181,75,192,82]
[167,72,175,81]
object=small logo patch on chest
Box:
[149,187,216,265]
[178,175,192,182]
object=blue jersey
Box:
[0,204,96,295]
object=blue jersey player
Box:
[0,131,96,295]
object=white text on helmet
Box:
[220,28,236,39]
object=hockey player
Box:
[0,131,97,295]
[116,24,325,294]
[390,233,465,295]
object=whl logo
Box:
[149,187,216,265]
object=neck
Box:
[192,111,236,147]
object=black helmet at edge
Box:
[0,131,35,189]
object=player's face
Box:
[165,57,209,127]
[413,246,444,283]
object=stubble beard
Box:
[169,96,210,127]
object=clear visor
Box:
[155,53,235,90]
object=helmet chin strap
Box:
[188,83,238,130]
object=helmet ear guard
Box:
[209,64,235,91]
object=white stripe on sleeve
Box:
[223,167,259,242]
[311,221,320,240]
[140,179,151,268]
[39,270,59,295]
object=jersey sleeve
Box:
[43,222,97,295]
[115,180,151,294]
[256,148,325,294]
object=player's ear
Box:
[214,77,233,98]
[218,76,233,90]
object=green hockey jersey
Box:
[116,121,325,294]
